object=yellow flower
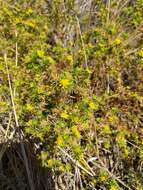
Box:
[138,49,143,58]
[60,79,70,88]
[59,165,65,172]
[61,111,69,119]
[100,175,107,182]
[15,18,22,24]
[37,86,44,94]
[26,104,33,112]
[103,125,111,134]
[108,115,117,123]
[26,7,33,15]
[47,56,55,64]
[110,186,119,190]
[47,91,52,96]
[37,50,44,58]
[86,68,92,74]
[89,101,96,110]
[123,148,129,157]
[47,159,54,168]
[25,20,36,28]
[114,38,121,45]
[57,136,64,146]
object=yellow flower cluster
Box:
[60,111,69,119]
[60,79,70,88]
[114,38,121,45]
[89,101,96,110]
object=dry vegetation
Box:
[0,0,143,189]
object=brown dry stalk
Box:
[76,16,88,69]
[58,146,94,177]
[106,0,111,26]
[95,159,132,190]
[4,52,35,190]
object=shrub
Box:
[0,0,143,189]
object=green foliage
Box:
[0,0,143,189]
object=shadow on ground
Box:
[0,141,55,190]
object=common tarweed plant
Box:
[0,0,143,189]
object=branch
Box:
[58,146,94,177]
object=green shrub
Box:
[0,0,143,189]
